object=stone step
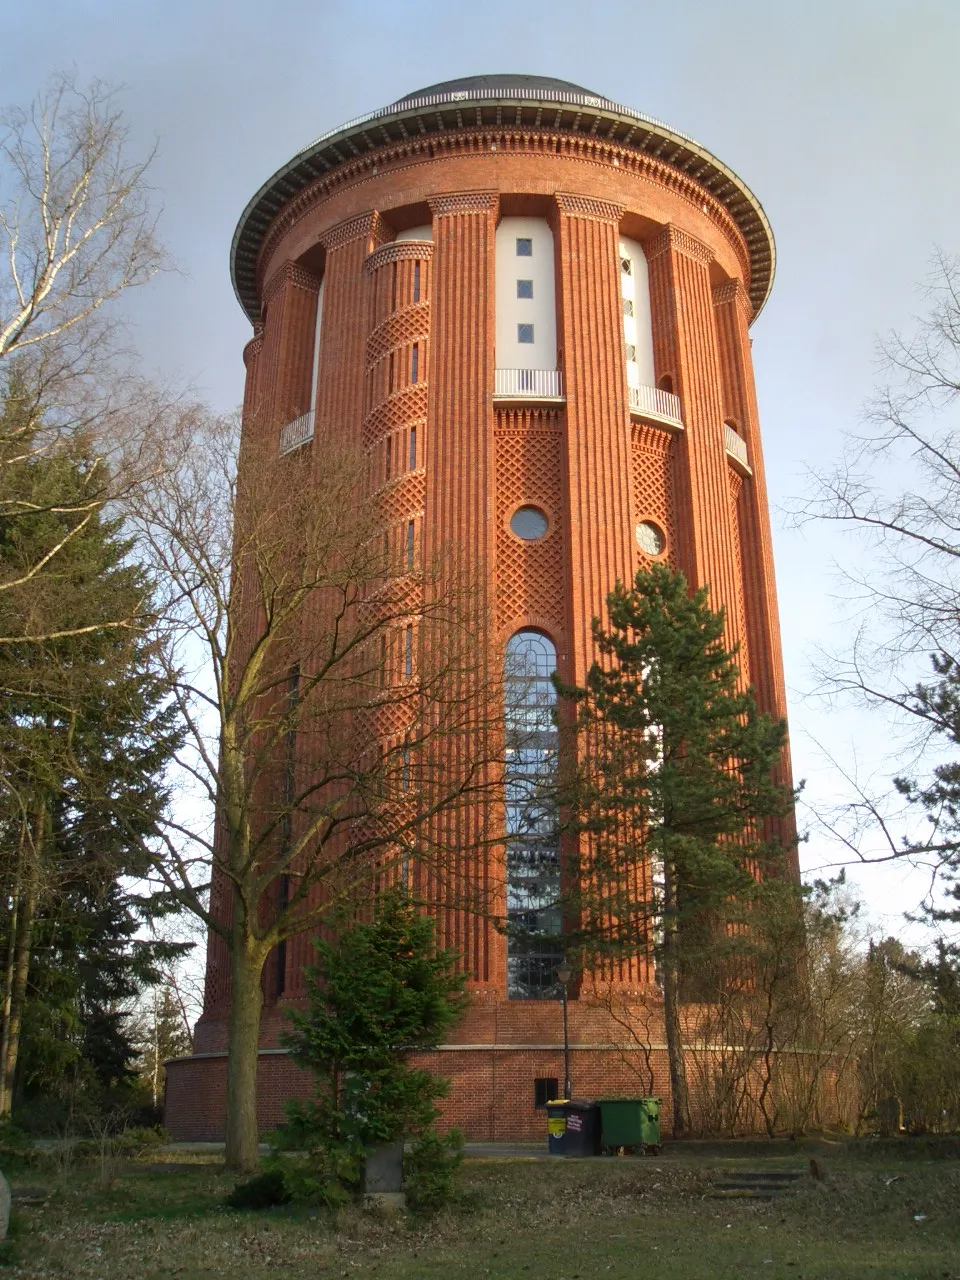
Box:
[709,1170,804,1201]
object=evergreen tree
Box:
[558,564,792,1136]
[896,652,960,939]
[0,379,182,1116]
[283,888,467,1170]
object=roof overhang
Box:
[230,84,775,326]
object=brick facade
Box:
[166,77,794,1142]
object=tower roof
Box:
[231,77,775,325]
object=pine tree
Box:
[558,564,792,1136]
[0,380,182,1116]
[283,888,467,1166]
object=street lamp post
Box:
[556,962,573,1098]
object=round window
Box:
[635,521,665,556]
[510,506,549,540]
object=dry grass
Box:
[5,1149,960,1279]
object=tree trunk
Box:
[660,866,689,1138]
[224,930,265,1174]
[0,822,27,1116]
[0,805,43,1116]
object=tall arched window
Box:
[504,631,563,999]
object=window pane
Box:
[636,521,665,556]
[623,298,634,316]
[517,279,534,299]
[510,506,549,540]
[504,631,563,1000]
[621,256,632,275]
[517,323,534,344]
[516,238,533,256]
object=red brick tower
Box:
[165,75,792,1141]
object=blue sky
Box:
[5,0,960,941]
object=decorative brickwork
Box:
[366,302,431,365]
[644,223,714,267]
[494,418,565,635]
[427,190,499,216]
[554,192,624,223]
[631,423,677,567]
[319,209,389,253]
[713,277,752,315]
[362,384,429,448]
[364,239,436,273]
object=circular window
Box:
[510,506,549,540]
[635,521,665,557]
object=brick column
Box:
[645,226,744,655]
[713,278,798,874]
[424,191,499,988]
[553,193,635,685]
[256,263,320,433]
[712,279,788,719]
[313,211,390,457]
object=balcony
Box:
[628,384,684,430]
[494,367,564,403]
[279,410,315,456]
[724,423,751,476]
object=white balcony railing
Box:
[628,383,684,428]
[724,422,751,474]
[494,367,564,400]
[279,410,315,456]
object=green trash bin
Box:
[597,1097,662,1153]
[639,1097,662,1150]
[597,1098,645,1150]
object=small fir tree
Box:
[558,564,792,1136]
[282,888,467,1186]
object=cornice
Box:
[232,87,775,325]
[364,240,435,274]
[252,132,753,312]
[554,192,623,223]
[261,261,320,307]
[427,191,499,216]
[644,224,713,267]
[319,210,389,253]
[713,278,752,313]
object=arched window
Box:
[504,631,563,999]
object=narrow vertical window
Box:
[411,343,419,384]
[413,261,421,302]
[406,519,415,570]
[385,435,392,480]
[379,634,387,685]
[401,744,411,791]
[504,631,562,1000]
[404,625,414,678]
[388,352,395,394]
[408,426,417,470]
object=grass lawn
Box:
[5,1147,959,1279]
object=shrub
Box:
[225,1167,292,1211]
[403,1128,464,1212]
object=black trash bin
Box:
[546,1099,567,1155]
[563,1099,601,1157]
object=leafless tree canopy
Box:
[0,72,166,375]
[796,251,960,707]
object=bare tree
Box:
[120,409,502,1172]
[0,72,169,649]
[794,252,960,918]
[0,72,164,369]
